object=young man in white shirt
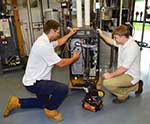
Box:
[3,20,80,121]
[97,25,143,104]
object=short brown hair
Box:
[43,20,60,34]
[112,24,130,38]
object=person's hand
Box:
[102,72,112,79]
[68,27,79,35]
[72,52,80,60]
[97,29,103,36]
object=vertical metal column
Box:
[47,0,50,8]
[27,0,35,45]
[76,0,83,27]
[96,0,101,28]
[69,0,72,25]
[119,0,123,25]
[131,0,136,26]
[0,0,3,13]
[140,0,148,50]
[39,0,44,26]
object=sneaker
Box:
[135,80,143,96]
[44,108,64,122]
[3,96,20,117]
[111,93,117,97]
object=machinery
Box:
[68,28,100,89]
[67,28,105,112]
[0,0,24,72]
[0,15,22,72]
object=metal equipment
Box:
[68,28,100,89]
[0,15,22,72]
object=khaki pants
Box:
[103,74,139,100]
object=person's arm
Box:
[97,29,115,45]
[103,66,128,79]
[55,52,80,67]
[57,28,79,46]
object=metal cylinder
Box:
[76,0,83,27]
[27,0,35,45]
[84,0,90,26]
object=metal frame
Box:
[68,28,100,89]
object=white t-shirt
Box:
[114,37,141,84]
[22,33,61,86]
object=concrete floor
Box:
[0,48,150,124]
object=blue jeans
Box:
[19,80,68,110]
